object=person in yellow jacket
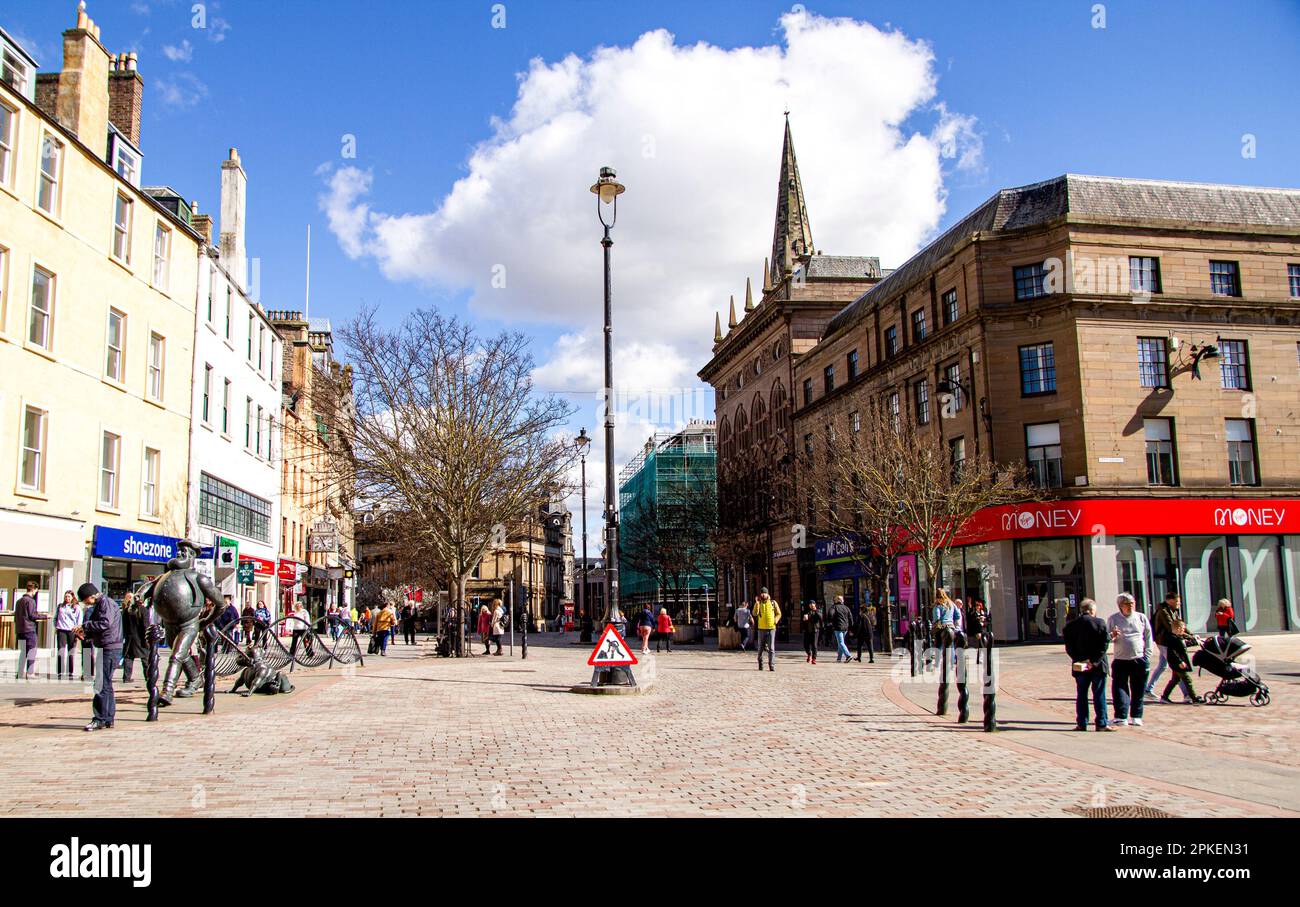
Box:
[753,588,782,672]
[372,603,397,656]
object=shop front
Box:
[89,525,183,603]
[277,558,299,619]
[0,510,84,653]
[238,554,277,613]
[953,498,1300,642]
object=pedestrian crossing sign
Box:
[587,624,638,666]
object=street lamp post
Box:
[576,428,593,643]
[589,166,633,687]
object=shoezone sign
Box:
[587,625,638,666]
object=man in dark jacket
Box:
[830,596,855,663]
[120,592,148,683]
[1063,598,1114,732]
[13,580,48,679]
[76,582,122,731]
[855,602,875,663]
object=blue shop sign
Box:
[815,535,861,563]
[93,526,181,564]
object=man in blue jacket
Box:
[76,582,122,731]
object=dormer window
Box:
[1,39,36,100]
[110,132,143,188]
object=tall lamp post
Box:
[589,166,633,687]
[576,427,593,643]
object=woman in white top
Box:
[54,591,81,681]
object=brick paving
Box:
[0,633,1295,817]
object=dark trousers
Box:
[94,648,122,723]
[123,655,137,682]
[802,633,817,659]
[1074,668,1109,728]
[16,632,37,678]
[738,626,751,650]
[403,621,416,645]
[856,625,875,662]
[1162,669,1196,700]
[56,629,77,679]
[1111,657,1149,720]
[656,631,671,653]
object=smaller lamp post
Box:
[576,427,593,643]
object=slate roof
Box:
[825,174,1300,337]
[805,255,882,279]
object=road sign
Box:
[587,624,638,667]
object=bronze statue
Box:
[228,645,276,696]
[137,539,227,706]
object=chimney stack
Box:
[55,2,111,143]
[191,200,214,246]
[108,50,144,147]
[220,147,248,291]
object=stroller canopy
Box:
[1201,634,1251,661]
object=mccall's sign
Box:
[958,498,1297,544]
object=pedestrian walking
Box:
[1146,591,1192,700]
[75,582,121,731]
[477,604,493,655]
[216,595,240,653]
[289,602,314,659]
[931,590,958,664]
[967,599,991,664]
[1158,618,1203,704]
[655,607,674,653]
[12,580,47,680]
[830,596,854,663]
[55,590,80,681]
[1107,592,1154,727]
[801,602,822,664]
[241,602,256,646]
[1214,599,1237,638]
[753,588,781,672]
[855,602,875,663]
[637,604,654,654]
[734,601,753,651]
[120,592,148,683]
[373,602,397,655]
[490,599,506,655]
[254,601,271,647]
[1063,599,1115,731]
[401,601,417,645]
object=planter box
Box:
[672,625,703,644]
[717,626,740,650]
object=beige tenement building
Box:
[0,9,201,652]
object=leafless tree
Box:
[316,308,576,654]
[619,479,717,622]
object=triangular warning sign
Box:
[587,624,639,666]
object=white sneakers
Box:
[1130,717,1144,726]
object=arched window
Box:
[770,379,788,435]
[736,409,749,452]
[719,415,732,461]
[751,395,767,448]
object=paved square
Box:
[1,633,1296,817]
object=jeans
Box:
[1111,657,1150,720]
[1074,668,1109,728]
[834,630,851,662]
[377,629,390,655]
[738,626,751,650]
[1146,645,1191,697]
[94,648,122,723]
[756,629,776,669]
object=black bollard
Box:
[202,625,217,715]
[956,634,969,723]
[907,625,917,677]
[144,628,161,722]
[982,635,997,732]
[936,633,949,716]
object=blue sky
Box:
[5,0,1298,531]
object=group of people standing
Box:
[1064,590,1233,732]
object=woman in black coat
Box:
[120,593,149,683]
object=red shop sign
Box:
[277,558,298,583]
[239,554,276,576]
[956,498,1300,545]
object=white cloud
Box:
[319,9,983,542]
[162,39,193,62]
[155,71,208,109]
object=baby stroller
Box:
[1192,634,1271,707]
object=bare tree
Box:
[619,479,716,622]
[316,308,576,655]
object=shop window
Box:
[1237,536,1286,634]
[1179,536,1230,634]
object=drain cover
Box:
[1076,805,1174,819]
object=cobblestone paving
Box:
[0,634,1292,817]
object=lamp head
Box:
[590,166,625,206]
[576,427,590,451]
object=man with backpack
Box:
[753,588,782,672]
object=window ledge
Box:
[109,254,133,276]
[102,376,128,393]
[23,342,57,362]
[95,504,122,516]
[35,206,63,229]
[200,420,214,432]
[13,487,48,502]
[138,514,161,525]
[144,396,166,410]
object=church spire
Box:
[744,276,754,312]
[769,113,814,288]
[728,295,738,328]
[714,311,723,343]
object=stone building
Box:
[697,117,882,617]
[0,9,200,651]
[792,174,1300,640]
